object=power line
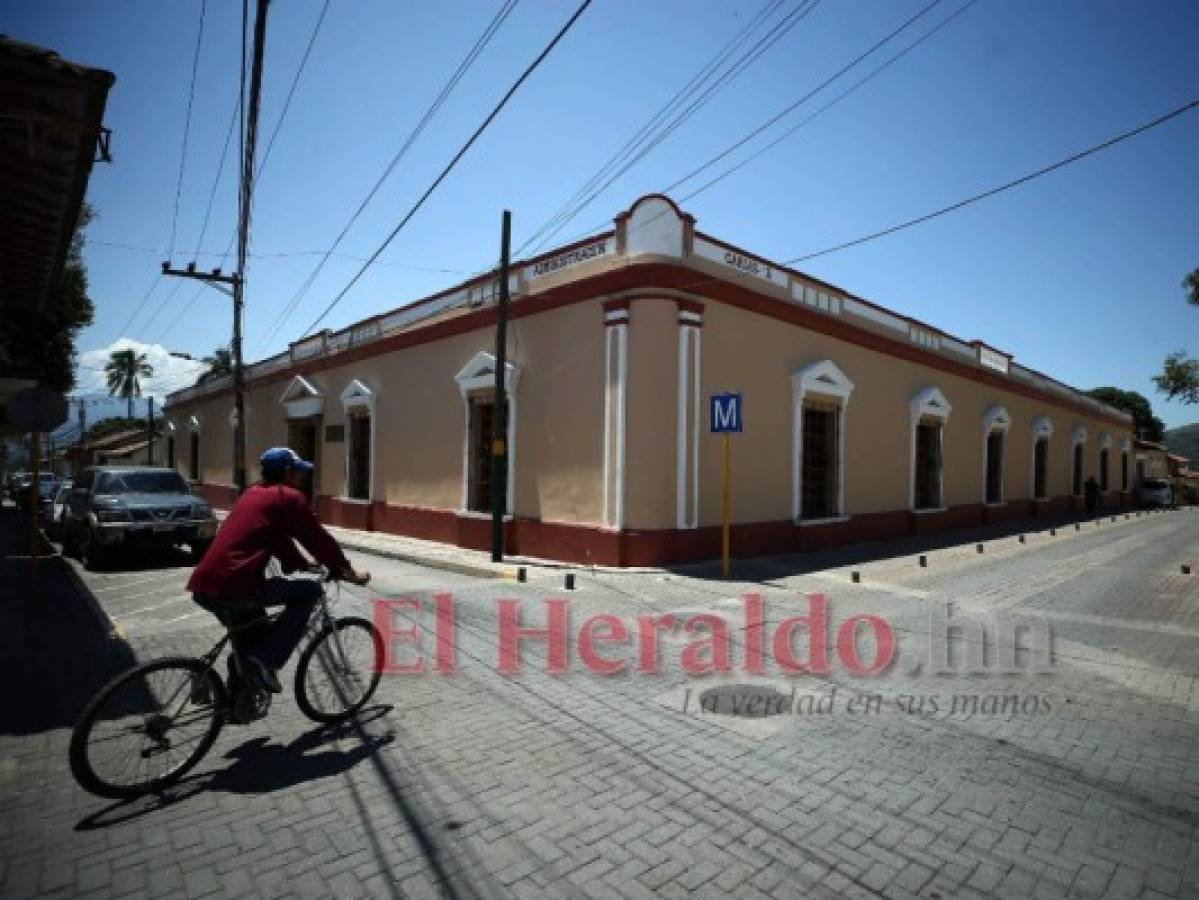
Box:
[254,0,517,351]
[168,0,208,259]
[679,0,980,206]
[787,96,1199,262]
[523,0,825,257]
[192,90,241,257]
[255,0,331,178]
[545,0,949,254]
[513,0,789,257]
[663,0,943,197]
[297,0,594,340]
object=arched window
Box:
[982,405,1011,504]
[791,360,854,522]
[910,387,951,511]
[340,379,375,501]
[455,351,520,515]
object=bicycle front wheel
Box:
[294,616,383,723]
[70,656,226,799]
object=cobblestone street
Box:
[2,507,1197,899]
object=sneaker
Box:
[244,656,282,694]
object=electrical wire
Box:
[253,0,517,352]
[168,0,208,259]
[523,0,825,257]
[255,0,331,178]
[679,0,980,207]
[296,0,594,340]
[786,96,1199,263]
[513,0,790,257]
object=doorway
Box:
[287,417,321,505]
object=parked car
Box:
[63,467,219,570]
[16,473,57,514]
[1135,477,1173,508]
[42,479,73,538]
[8,471,31,502]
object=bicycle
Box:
[69,570,384,799]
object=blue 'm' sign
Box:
[710,392,743,433]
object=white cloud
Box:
[75,338,210,402]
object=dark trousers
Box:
[194,577,322,671]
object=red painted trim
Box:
[675,297,705,316]
[174,260,1130,431]
[148,493,1095,568]
[603,297,631,313]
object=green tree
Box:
[105,349,153,419]
[1085,387,1165,441]
[1154,267,1199,404]
[0,203,96,393]
[196,347,233,384]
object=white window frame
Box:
[791,360,854,523]
[279,374,324,419]
[1070,425,1088,496]
[909,386,951,512]
[339,379,376,503]
[981,404,1011,505]
[454,351,520,516]
[1031,415,1053,499]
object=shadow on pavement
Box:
[0,503,138,736]
[671,506,1157,582]
[74,704,395,830]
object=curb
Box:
[334,536,511,580]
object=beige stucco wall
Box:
[166,298,608,525]
[620,297,1133,528]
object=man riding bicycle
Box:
[188,447,370,694]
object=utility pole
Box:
[162,0,269,495]
[491,210,512,562]
[147,396,155,466]
[77,397,86,476]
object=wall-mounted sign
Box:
[529,239,610,278]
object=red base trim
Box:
[195,486,1130,567]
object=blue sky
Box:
[10,0,1199,427]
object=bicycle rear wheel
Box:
[294,616,383,723]
[70,656,226,799]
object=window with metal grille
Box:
[468,397,507,512]
[914,419,942,510]
[189,432,199,481]
[985,431,1004,504]
[1121,451,1128,491]
[1099,448,1109,492]
[800,404,838,520]
[348,412,370,500]
[1072,443,1084,496]
[1034,437,1048,499]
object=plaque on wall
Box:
[324,424,345,443]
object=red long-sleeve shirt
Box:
[187,483,351,600]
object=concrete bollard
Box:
[1018,534,1026,544]
[1074,523,1081,531]
[918,555,927,568]
[851,571,860,583]
[976,543,984,554]
[1050,528,1056,536]
[565,573,576,591]
[517,567,527,583]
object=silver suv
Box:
[63,467,218,569]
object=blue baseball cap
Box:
[259,447,314,474]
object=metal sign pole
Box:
[722,431,731,577]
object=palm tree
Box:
[105,349,154,418]
[197,347,233,384]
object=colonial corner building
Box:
[163,195,1135,567]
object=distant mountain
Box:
[1165,424,1199,463]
